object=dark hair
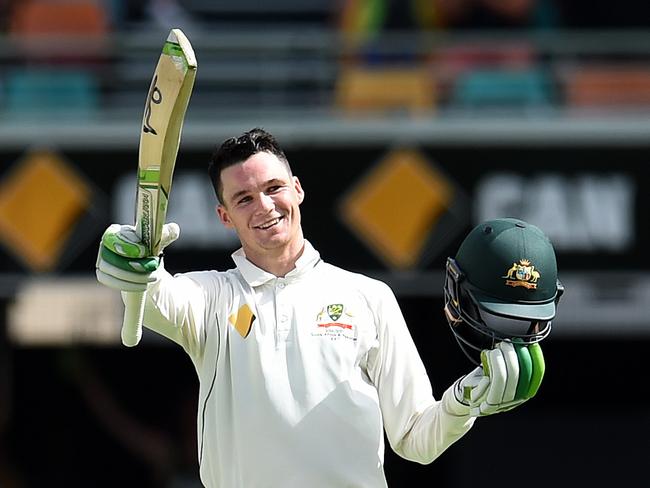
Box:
[208,127,291,204]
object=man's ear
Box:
[216,204,234,228]
[293,176,305,204]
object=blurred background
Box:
[1,0,649,486]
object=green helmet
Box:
[444,218,564,363]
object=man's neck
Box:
[244,237,306,277]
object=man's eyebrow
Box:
[264,178,285,187]
[229,189,249,203]
[228,178,286,202]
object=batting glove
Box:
[95,223,180,292]
[454,341,545,417]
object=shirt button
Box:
[278,282,286,289]
[280,315,288,322]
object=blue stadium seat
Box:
[451,68,553,109]
[4,69,99,117]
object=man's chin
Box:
[255,232,289,249]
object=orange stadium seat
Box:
[8,0,110,62]
[563,66,650,107]
[9,0,109,36]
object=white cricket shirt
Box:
[141,241,474,488]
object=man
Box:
[96,128,562,487]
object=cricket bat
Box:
[121,28,197,347]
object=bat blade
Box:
[122,28,197,347]
[137,28,197,256]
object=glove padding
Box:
[95,223,179,292]
[454,341,545,417]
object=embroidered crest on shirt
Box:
[314,304,356,341]
[229,304,255,338]
[326,304,343,321]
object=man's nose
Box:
[257,193,274,212]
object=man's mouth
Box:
[254,216,284,230]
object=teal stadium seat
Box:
[451,68,553,110]
[4,69,99,118]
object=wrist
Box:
[443,382,471,417]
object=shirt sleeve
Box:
[365,280,476,464]
[121,265,213,361]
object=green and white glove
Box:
[95,223,180,292]
[454,341,545,417]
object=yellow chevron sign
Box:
[340,148,454,269]
[0,150,91,271]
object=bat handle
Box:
[121,290,146,346]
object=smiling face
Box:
[217,151,305,268]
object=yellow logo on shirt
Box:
[228,304,255,338]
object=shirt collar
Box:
[231,240,321,287]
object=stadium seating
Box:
[450,67,554,110]
[335,66,437,116]
[4,69,100,117]
[8,0,110,62]
[562,66,650,108]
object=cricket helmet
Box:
[444,218,564,364]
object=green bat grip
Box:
[514,342,533,401]
[526,343,546,398]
